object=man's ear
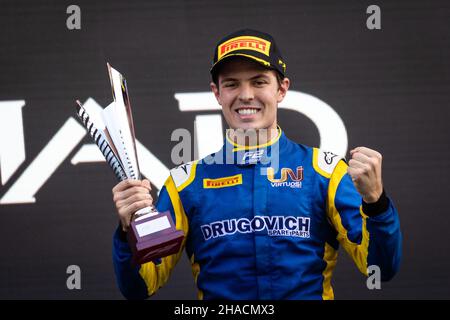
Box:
[277,77,290,103]
[210,82,221,105]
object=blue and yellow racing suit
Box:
[113,129,402,300]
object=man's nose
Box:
[238,83,254,102]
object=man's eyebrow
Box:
[250,73,270,80]
[220,73,270,83]
[220,77,238,83]
[249,74,270,80]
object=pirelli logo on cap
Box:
[218,36,271,60]
[203,174,243,189]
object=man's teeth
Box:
[238,109,258,115]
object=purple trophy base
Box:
[127,210,184,265]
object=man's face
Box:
[210,58,290,131]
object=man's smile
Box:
[234,106,262,119]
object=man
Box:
[112,29,402,300]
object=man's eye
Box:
[254,80,267,86]
[223,82,237,88]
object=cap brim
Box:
[210,53,272,74]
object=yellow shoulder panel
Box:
[312,148,344,179]
[170,160,199,192]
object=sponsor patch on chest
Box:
[200,215,311,240]
[203,174,243,189]
[266,166,303,188]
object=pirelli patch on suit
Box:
[203,174,242,189]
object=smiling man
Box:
[211,57,287,131]
[210,30,289,146]
[112,29,402,300]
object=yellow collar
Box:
[226,126,282,152]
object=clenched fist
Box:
[347,147,383,203]
[112,179,153,232]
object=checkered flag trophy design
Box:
[75,63,184,264]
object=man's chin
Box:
[229,126,272,136]
[234,125,260,132]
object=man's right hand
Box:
[112,179,153,232]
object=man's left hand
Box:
[347,147,384,203]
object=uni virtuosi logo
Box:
[267,166,303,188]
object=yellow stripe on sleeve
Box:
[322,243,337,300]
[190,254,204,300]
[327,160,370,276]
[138,176,189,296]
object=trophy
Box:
[75,63,184,264]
